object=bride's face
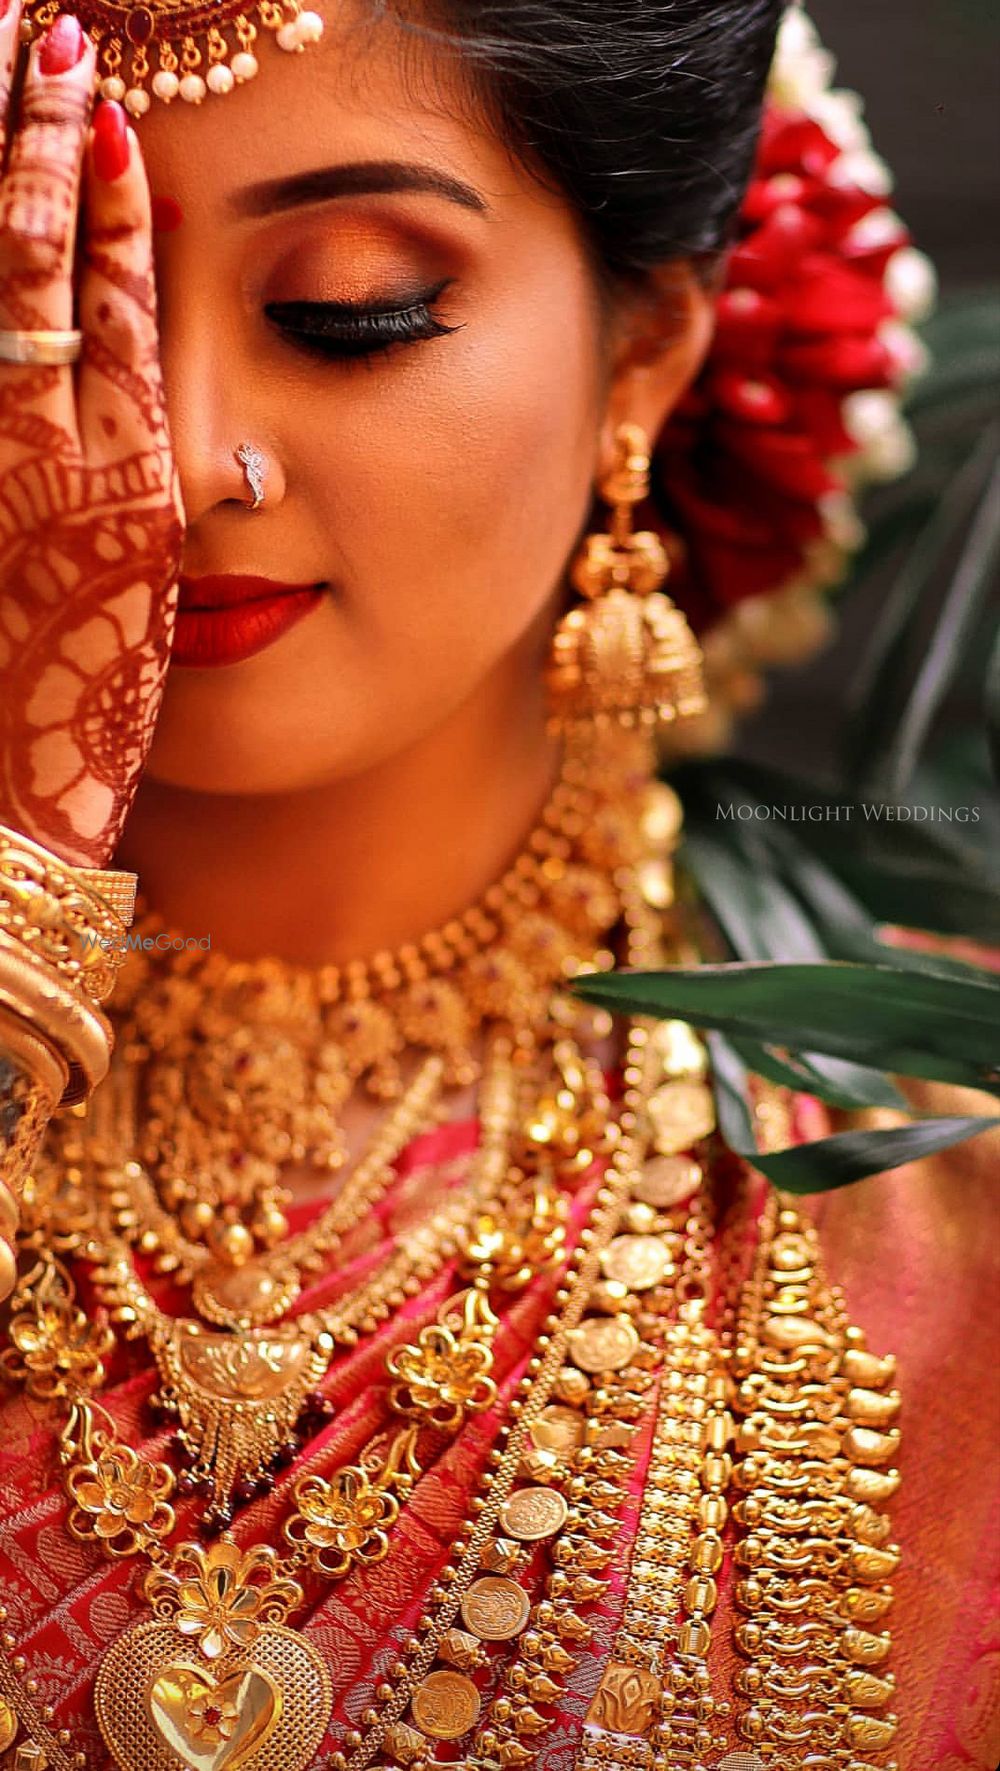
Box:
[139,4,702,793]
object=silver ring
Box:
[235,441,267,511]
[0,328,83,366]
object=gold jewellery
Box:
[0,746,688,1769]
[0,746,903,1770]
[0,825,137,1141]
[0,327,84,366]
[21,0,326,117]
[91,725,656,1328]
[546,422,708,732]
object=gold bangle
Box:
[0,1004,66,1198]
[0,933,112,1106]
[0,1001,69,1105]
[75,865,138,930]
[0,825,137,1006]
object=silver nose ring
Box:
[235,442,267,511]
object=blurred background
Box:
[738,0,999,790]
[809,0,999,289]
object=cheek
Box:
[296,267,605,669]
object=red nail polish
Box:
[39,13,85,76]
[93,99,130,182]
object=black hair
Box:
[384,0,786,276]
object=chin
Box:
[144,668,424,798]
[145,605,376,793]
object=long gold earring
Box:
[545,422,707,730]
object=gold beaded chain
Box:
[98,1050,450,1329]
[573,1138,733,1770]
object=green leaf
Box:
[880,448,1000,799]
[671,757,1000,944]
[761,1117,1000,1193]
[571,962,1000,1090]
[678,829,915,1105]
[684,793,993,980]
[727,1037,908,1112]
[907,728,1000,868]
[844,424,1000,800]
[987,621,1000,783]
[706,1035,999,1195]
[750,824,988,984]
[680,830,826,962]
[798,846,1000,944]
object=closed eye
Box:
[263,280,460,361]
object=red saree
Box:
[1,1084,998,1769]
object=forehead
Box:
[136,4,530,220]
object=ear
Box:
[598,260,716,473]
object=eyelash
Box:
[263,280,459,361]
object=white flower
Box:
[770,7,837,107]
[879,320,930,381]
[833,149,894,199]
[848,209,908,253]
[885,247,938,322]
[818,491,868,553]
[810,89,869,154]
[843,392,917,480]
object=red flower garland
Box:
[655,25,928,644]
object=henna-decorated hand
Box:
[0,8,184,868]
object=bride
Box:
[0,3,996,1767]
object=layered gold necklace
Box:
[101,724,665,1330]
[0,727,901,1771]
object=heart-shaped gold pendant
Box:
[95,1621,331,1771]
[149,1660,278,1771]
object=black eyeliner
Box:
[263,280,459,359]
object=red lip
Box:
[173,576,326,668]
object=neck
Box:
[115,651,562,966]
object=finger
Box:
[0,14,95,337]
[0,1,23,170]
[78,100,171,463]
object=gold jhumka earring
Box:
[545,421,707,730]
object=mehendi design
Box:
[0,34,184,867]
[0,453,182,862]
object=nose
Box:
[157,312,286,530]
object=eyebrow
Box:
[228,159,490,220]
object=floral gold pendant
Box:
[96,1623,331,1770]
[94,1539,332,1771]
